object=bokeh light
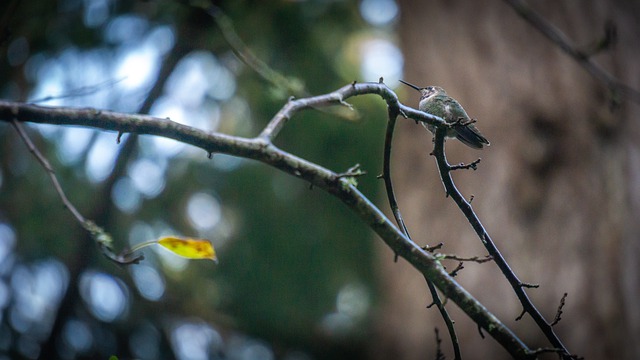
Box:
[79,271,129,322]
[359,0,399,26]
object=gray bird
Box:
[399,80,490,149]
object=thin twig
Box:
[551,293,568,326]
[10,119,143,266]
[439,254,493,263]
[382,106,461,359]
[11,120,86,224]
[205,5,305,96]
[28,78,126,104]
[448,262,464,277]
[200,3,360,122]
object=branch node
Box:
[378,76,384,84]
[207,151,213,159]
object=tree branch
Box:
[381,105,461,359]
[504,0,640,105]
[432,126,572,359]
[0,82,533,358]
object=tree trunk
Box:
[373,1,640,359]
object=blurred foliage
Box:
[0,0,399,359]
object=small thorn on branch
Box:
[515,308,526,321]
[351,80,357,87]
[551,292,568,326]
[117,131,123,144]
[378,77,384,84]
[448,262,464,277]
[477,324,485,339]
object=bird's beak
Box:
[399,79,422,91]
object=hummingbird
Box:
[399,80,490,149]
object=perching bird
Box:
[399,80,490,149]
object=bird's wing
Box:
[455,124,490,149]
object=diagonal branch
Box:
[431,126,572,359]
[504,0,640,104]
[10,120,86,225]
[0,82,534,358]
[10,119,142,265]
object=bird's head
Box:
[399,80,446,100]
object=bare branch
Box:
[10,120,86,225]
[449,158,481,171]
[381,104,461,359]
[439,254,493,264]
[432,126,572,358]
[10,120,142,265]
[0,82,535,358]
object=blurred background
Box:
[0,0,639,359]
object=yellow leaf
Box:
[157,236,218,262]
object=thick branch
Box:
[0,83,533,358]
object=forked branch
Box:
[0,82,534,358]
